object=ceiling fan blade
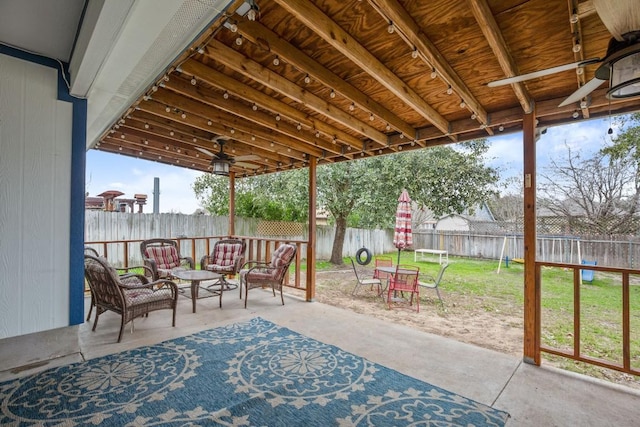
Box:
[487,58,601,87]
[195,147,216,157]
[235,154,261,161]
[235,161,261,169]
[558,77,607,107]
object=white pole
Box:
[497,235,507,273]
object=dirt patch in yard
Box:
[289,266,640,391]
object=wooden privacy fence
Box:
[86,211,640,268]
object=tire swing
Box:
[355,247,372,266]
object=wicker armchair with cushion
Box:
[200,238,246,290]
[84,246,153,322]
[140,238,194,280]
[239,243,296,308]
[84,254,179,342]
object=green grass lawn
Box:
[316,252,640,382]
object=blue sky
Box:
[86,117,620,214]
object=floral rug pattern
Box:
[0,317,509,426]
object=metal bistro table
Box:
[171,269,222,313]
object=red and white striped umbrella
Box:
[393,189,413,261]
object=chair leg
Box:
[280,285,285,306]
[92,311,100,331]
[435,288,443,304]
[244,285,249,308]
[86,295,94,321]
[117,317,125,343]
[172,306,177,327]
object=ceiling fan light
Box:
[211,159,230,176]
[608,50,640,99]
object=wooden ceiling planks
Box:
[97,0,639,177]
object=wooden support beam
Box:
[306,157,317,302]
[523,107,539,365]
[369,0,492,134]
[179,59,366,151]
[235,17,415,139]
[467,0,533,114]
[205,40,389,147]
[159,79,341,156]
[229,172,236,236]
[274,0,451,136]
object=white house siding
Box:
[436,215,470,231]
[0,54,72,339]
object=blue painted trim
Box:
[1,45,86,326]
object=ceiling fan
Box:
[195,138,260,175]
[487,0,640,108]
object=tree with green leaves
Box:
[193,139,499,264]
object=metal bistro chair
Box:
[418,262,449,305]
[140,238,194,281]
[84,254,179,343]
[349,257,383,296]
[387,265,421,312]
[373,256,394,294]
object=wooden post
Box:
[523,108,540,365]
[306,157,317,302]
[229,172,235,236]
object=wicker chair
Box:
[200,238,246,290]
[239,243,296,308]
[84,246,152,322]
[140,238,194,280]
[84,254,179,342]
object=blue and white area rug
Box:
[0,318,509,426]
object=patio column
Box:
[523,108,540,365]
[306,157,317,301]
[229,172,235,236]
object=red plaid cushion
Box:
[271,244,295,268]
[212,242,243,267]
[146,246,180,269]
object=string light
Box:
[460,101,466,108]
[411,48,419,59]
[446,86,453,95]
[252,104,258,111]
[572,111,580,119]
[190,78,197,85]
[499,125,505,132]
[471,113,477,120]
[430,68,437,79]
[207,120,212,126]
[572,40,581,53]
[181,112,187,119]
[349,103,355,111]
[235,36,243,46]
[369,113,375,121]
[329,89,336,98]
[304,74,311,84]
[223,91,229,99]
[387,21,394,34]
[275,114,281,121]
[272,56,280,66]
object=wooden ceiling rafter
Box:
[273,0,454,141]
[467,0,534,114]
[175,59,364,151]
[568,0,590,118]
[232,16,416,145]
[203,40,388,147]
[368,0,494,136]
[136,99,307,172]
[160,76,337,159]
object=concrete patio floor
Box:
[1,286,639,426]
